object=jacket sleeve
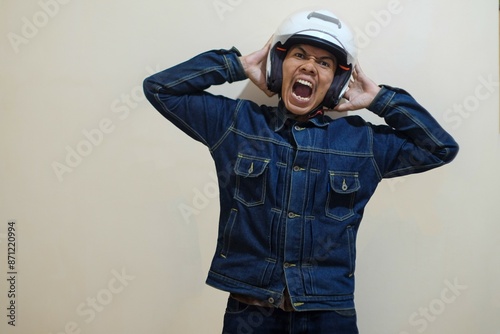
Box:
[368,86,459,178]
[143,47,247,148]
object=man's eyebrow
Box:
[292,45,337,62]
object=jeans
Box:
[222,297,359,334]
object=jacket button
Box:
[268,297,275,304]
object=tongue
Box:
[293,83,312,98]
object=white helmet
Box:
[266,9,357,109]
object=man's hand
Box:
[239,38,276,97]
[334,64,381,112]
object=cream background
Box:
[0,0,499,333]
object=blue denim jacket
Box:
[143,47,458,311]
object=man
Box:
[144,9,458,333]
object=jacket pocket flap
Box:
[329,171,360,194]
[234,154,270,178]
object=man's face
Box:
[281,44,337,115]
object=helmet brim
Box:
[284,34,349,68]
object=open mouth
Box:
[292,79,313,102]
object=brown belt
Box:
[230,290,295,312]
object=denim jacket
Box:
[143,47,458,311]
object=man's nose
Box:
[300,58,318,74]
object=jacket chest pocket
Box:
[234,154,270,207]
[325,171,360,221]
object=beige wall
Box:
[1,0,499,333]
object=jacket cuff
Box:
[217,47,247,83]
[367,85,410,117]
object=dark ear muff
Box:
[267,43,287,94]
[323,66,352,109]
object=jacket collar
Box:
[272,101,329,132]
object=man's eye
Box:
[318,60,331,68]
[294,52,305,59]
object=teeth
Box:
[292,92,311,102]
[297,79,313,88]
